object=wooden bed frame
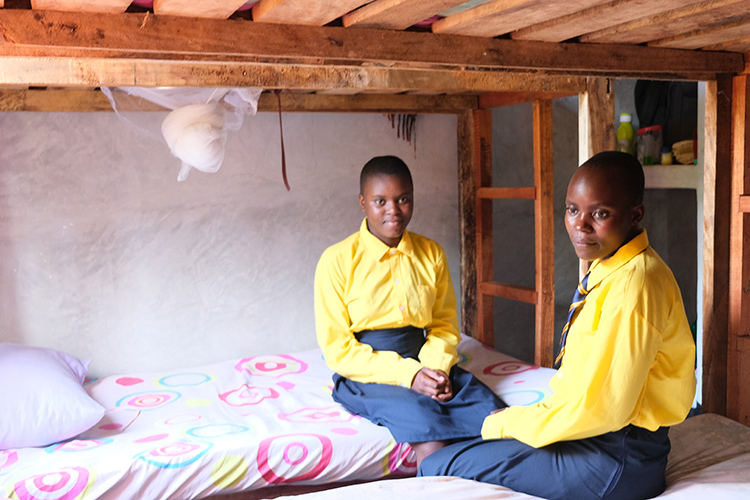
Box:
[0,3,748,442]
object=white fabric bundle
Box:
[102,87,262,181]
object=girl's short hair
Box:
[360,156,413,194]
[581,151,645,205]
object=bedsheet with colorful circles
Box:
[1,336,556,500]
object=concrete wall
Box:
[0,110,459,377]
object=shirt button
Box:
[390,249,396,255]
[400,305,405,311]
[395,279,400,284]
[556,371,563,378]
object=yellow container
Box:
[617,113,635,155]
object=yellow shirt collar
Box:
[359,217,415,260]
[588,229,649,289]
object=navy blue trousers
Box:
[418,424,671,500]
[332,327,505,443]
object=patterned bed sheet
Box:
[0,336,556,500]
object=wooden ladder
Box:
[458,80,614,368]
[471,98,556,367]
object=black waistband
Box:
[355,326,425,360]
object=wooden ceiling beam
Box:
[342,0,463,29]
[581,0,750,44]
[0,10,741,80]
[0,88,480,112]
[0,56,590,93]
[511,0,707,43]
[153,0,250,19]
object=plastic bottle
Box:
[616,113,635,155]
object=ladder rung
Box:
[478,281,537,304]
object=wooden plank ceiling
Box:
[0,0,748,103]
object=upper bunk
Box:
[0,0,746,108]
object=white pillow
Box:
[0,343,106,450]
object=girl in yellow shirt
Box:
[419,151,696,500]
[314,156,504,468]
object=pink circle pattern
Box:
[257,434,332,484]
[13,466,92,500]
[235,354,308,378]
[0,450,18,469]
[483,360,539,376]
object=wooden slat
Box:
[702,75,733,417]
[479,91,579,108]
[581,0,750,44]
[0,88,479,113]
[343,0,464,29]
[578,77,615,165]
[478,281,537,304]
[511,0,707,43]
[458,110,479,341]
[432,0,606,38]
[0,10,739,79]
[477,187,536,199]
[728,74,750,425]
[253,0,368,25]
[740,195,750,212]
[30,0,131,13]
[474,109,494,346]
[702,38,750,53]
[533,99,555,368]
[649,18,750,51]
[153,0,249,19]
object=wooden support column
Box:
[458,110,478,340]
[474,109,494,346]
[703,75,733,417]
[533,99,556,367]
[578,77,615,165]
[728,74,750,425]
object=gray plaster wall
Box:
[0,111,459,377]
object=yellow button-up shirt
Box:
[482,231,696,448]
[314,218,460,387]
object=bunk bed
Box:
[1,1,750,499]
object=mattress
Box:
[271,413,750,500]
[1,336,557,500]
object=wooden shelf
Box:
[644,163,701,190]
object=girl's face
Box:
[359,174,413,247]
[564,167,643,262]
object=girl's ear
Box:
[632,203,645,226]
[359,193,366,213]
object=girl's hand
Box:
[411,368,453,401]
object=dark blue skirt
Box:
[331,326,505,443]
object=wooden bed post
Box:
[728,74,750,425]
[473,109,494,346]
[458,109,479,340]
[703,75,733,417]
[578,77,615,165]
[533,99,556,367]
